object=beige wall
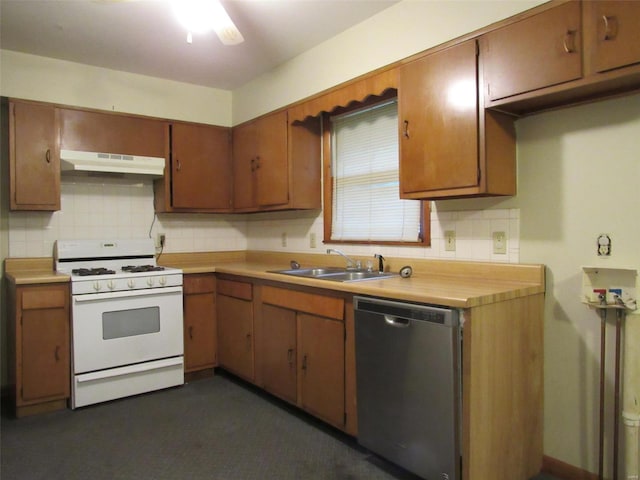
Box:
[0,50,232,126]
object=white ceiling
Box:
[0,0,400,90]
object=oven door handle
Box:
[73,286,183,303]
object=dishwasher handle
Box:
[384,315,410,327]
[354,296,459,327]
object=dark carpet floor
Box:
[1,371,560,480]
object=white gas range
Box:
[55,239,184,409]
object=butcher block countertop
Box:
[5,250,545,309]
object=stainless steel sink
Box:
[268,267,397,282]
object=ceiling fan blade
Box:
[209,0,244,45]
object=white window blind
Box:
[330,99,422,242]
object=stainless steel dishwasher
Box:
[354,296,461,480]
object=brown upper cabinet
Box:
[155,122,233,212]
[481,0,640,114]
[232,110,321,212]
[9,100,61,211]
[586,0,640,74]
[399,40,516,199]
[59,108,166,158]
[482,1,583,102]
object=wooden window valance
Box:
[288,68,398,123]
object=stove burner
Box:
[122,265,166,273]
[72,268,116,276]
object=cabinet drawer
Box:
[217,279,253,300]
[262,286,344,321]
[183,274,216,295]
[21,286,68,310]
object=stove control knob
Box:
[93,281,102,292]
[127,279,135,289]
[146,277,154,287]
[159,276,167,286]
[107,280,116,290]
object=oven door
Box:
[72,286,184,374]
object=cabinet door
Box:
[255,111,289,207]
[232,120,258,209]
[482,1,582,101]
[59,108,166,157]
[399,41,479,195]
[18,285,70,403]
[298,313,345,428]
[171,123,232,210]
[261,304,297,403]
[10,101,60,210]
[183,275,217,372]
[217,294,254,381]
[589,1,640,73]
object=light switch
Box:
[444,231,456,251]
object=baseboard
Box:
[542,455,599,480]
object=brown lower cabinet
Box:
[216,278,255,382]
[297,313,345,428]
[8,283,70,417]
[258,284,346,429]
[261,304,297,403]
[183,274,217,373]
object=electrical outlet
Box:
[281,232,287,247]
[444,230,456,252]
[597,234,611,256]
[493,231,507,254]
[310,233,317,248]
[156,233,166,248]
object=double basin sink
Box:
[269,266,397,283]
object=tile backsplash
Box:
[7,177,248,258]
[7,177,519,263]
[245,206,520,263]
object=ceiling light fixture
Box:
[171,0,244,46]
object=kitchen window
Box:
[323,97,429,245]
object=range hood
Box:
[60,149,166,177]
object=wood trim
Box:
[463,293,544,479]
[288,69,398,122]
[261,285,344,321]
[15,398,67,418]
[541,455,599,480]
[183,274,216,295]
[5,257,55,273]
[217,278,253,300]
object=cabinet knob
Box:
[403,120,410,138]
[45,149,51,164]
[176,158,182,171]
[54,346,60,362]
[302,354,308,371]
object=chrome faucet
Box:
[326,248,359,269]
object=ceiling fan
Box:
[97,0,245,46]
